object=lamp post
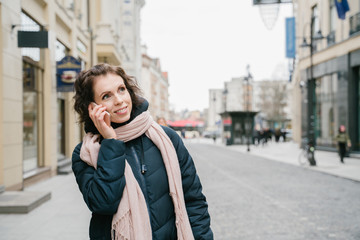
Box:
[245,65,252,152]
[300,16,325,166]
[222,88,230,145]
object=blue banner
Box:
[285,17,296,59]
[335,0,350,20]
[56,56,81,92]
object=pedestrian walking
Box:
[274,128,281,142]
[181,128,186,138]
[72,63,213,240]
[334,125,351,163]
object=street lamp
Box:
[300,16,325,166]
[244,65,252,152]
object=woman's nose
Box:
[114,93,124,105]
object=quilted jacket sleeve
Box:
[72,138,127,215]
[164,127,213,240]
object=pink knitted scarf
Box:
[80,111,194,240]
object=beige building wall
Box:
[0,0,92,190]
[160,72,169,120]
[1,1,23,189]
[0,2,3,188]
[224,77,248,112]
[141,51,170,121]
[141,53,152,98]
[207,89,223,131]
[120,0,144,79]
[0,0,143,190]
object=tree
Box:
[256,81,288,127]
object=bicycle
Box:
[298,139,316,166]
[298,144,310,166]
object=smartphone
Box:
[92,102,110,116]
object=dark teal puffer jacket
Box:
[72,109,213,240]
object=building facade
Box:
[0,0,145,191]
[207,89,223,131]
[208,76,293,143]
[141,47,170,121]
[207,76,256,144]
[292,0,360,151]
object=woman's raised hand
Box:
[88,103,116,139]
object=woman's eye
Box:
[102,94,109,100]
[119,87,126,92]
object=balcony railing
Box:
[349,12,360,36]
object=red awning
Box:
[223,119,232,125]
[168,120,204,128]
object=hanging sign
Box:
[253,0,292,4]
[285,17,296,58]
[18,31,48,48]
[56,56,81,92]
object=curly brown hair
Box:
[73,63,142,128]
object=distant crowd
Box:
[253,128,289,146]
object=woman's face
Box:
[92,73,132,124]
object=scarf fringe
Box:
[111,209,132,240]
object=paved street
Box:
[186,141,360,240]
[1,140,360,240]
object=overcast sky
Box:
[141,1,293,112]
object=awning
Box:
[223,119,232,126]
[168,120,204,128]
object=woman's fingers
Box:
[89,104,106,122]
[88,103,115,138]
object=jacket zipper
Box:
[130,145,151,220]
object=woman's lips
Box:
[114,106,127,114]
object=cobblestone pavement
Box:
[186,142,360,240]
[1,141,359,240]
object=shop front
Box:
[21,12,45,177]
[302,50,360,152]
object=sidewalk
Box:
[225,140,360,182]
[0,173,90,240]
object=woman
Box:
[156,116,168,127]
[72,63,213,240]
[335,125,351,164]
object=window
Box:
[312,5,320,51]
[21,12,41,173]
[23,61,39,173]
[328,0,336,45]
[312,5,319,35]
[55,40,70,61]
[21,12,40,62]
[329,0,336,32]
[315,74,339,147]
